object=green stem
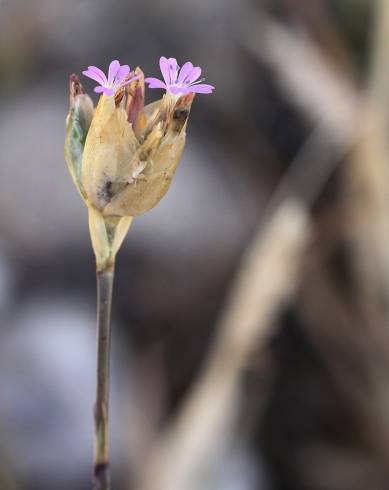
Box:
[93,263,115,490]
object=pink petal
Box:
[188,83,215,94]
[170,86,185,95]
[88,66,107,83]
[94,86,114,96]
[187,66,202,84]
[145,77,167,89]
[108,60,120,84]
[167,57,179,84]
[159,57,171,86]
[83,67,107,85]
[177,62,194,84]
[115,64,130,84]
[121,74,140,87]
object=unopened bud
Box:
[65,74,94,197]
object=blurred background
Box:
[2,0,389,489]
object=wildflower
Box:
[83,60,138,97]
[64,57,215,490]
[145,56,215,95]
[65,59,205,268]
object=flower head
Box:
[145,56,215,96]
[65,58,208,268]
[66,64,196,219]
[82,60,138,97]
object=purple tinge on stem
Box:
[145,56,215,95]
[82,60,138,97]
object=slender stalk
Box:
[93,263,115,490]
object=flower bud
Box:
[65,74,94,197]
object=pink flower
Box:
[82,60,138,97]
[145,56,215,95]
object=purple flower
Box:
[145,56,215,96]
[82,60,138,97]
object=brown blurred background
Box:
[2,0,389,489]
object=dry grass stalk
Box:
[136,197,311,490]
